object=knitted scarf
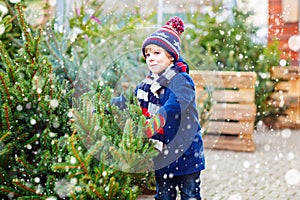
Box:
[136,61,187,119]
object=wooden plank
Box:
[269,92,300,107]
[270,103,300,129]
[274,81,290,91]
[288,79,300,97]
[274,116,300,129]
[190,70,257,89]
[195,88,255,103]
[204,121,254,135]
[209,103,256,121]
[286,97,300,106]
[203,135,255,152]
[212,89,255,103]
[284,107,300,122]
[270,66,300,80]
[269,91,288,102]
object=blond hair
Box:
[144,44,174,61]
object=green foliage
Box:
[46,0,152,87]
[196,89,214,133]
[43,24,81,88]
[74,86,159,172]
[0,3,73,198]
[55,86,158,199]
[254,40,282,124]
[0,1,23,69]
[51,130,140,199]
[183,9,263,71]
[1,3,157,199]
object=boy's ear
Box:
[166,53,174,61]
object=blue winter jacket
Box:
[151,72,205,177]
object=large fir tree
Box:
[0,3,157,199]
[0,3,73,198]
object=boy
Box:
[135,16,205,200]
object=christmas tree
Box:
[0,3,73,198]
[0,3,158,199]
[51,86,158,199]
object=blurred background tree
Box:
[181,6,282,125]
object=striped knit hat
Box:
[142,16,184,62]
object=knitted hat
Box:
[142,16,184,62]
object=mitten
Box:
[111,94,127,110]
[144,114,165,138]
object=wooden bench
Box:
[190,70,257,152]
[267,66,300,129]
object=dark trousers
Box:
[154,171,202,200]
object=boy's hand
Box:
[144,114,165,138]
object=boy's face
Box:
[144,45,173,75]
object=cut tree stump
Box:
[190,70,257,152]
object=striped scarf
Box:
[136,61,187,119]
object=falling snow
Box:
[49,132,56,137]
[48,0,57,7]
[26,144,32,150]
[228,193,242,200]
[34,177,40,183]
[36,88,42,94]
[54,178,77,198]
[45,197,57,200]
[67,111,73,118]
[285,169,300,185]
[16,105,23,111]
[30,118,36,125]
[50,99,59,109]
[70,156,76,164]
[0,24,5,35]
[1,1,299,200]
[9,0,21,3]
[52,122,60,128]
[281,129,291,138]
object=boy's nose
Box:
[148,54,154,60]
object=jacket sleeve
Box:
[157,73,195,119]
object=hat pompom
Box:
[165,16,184,35]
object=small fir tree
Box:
[51,86,158,199]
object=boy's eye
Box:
[154,51,160,54]
[145,53,150,57]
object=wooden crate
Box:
[190,71,257,152]
[268,66,300,129]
